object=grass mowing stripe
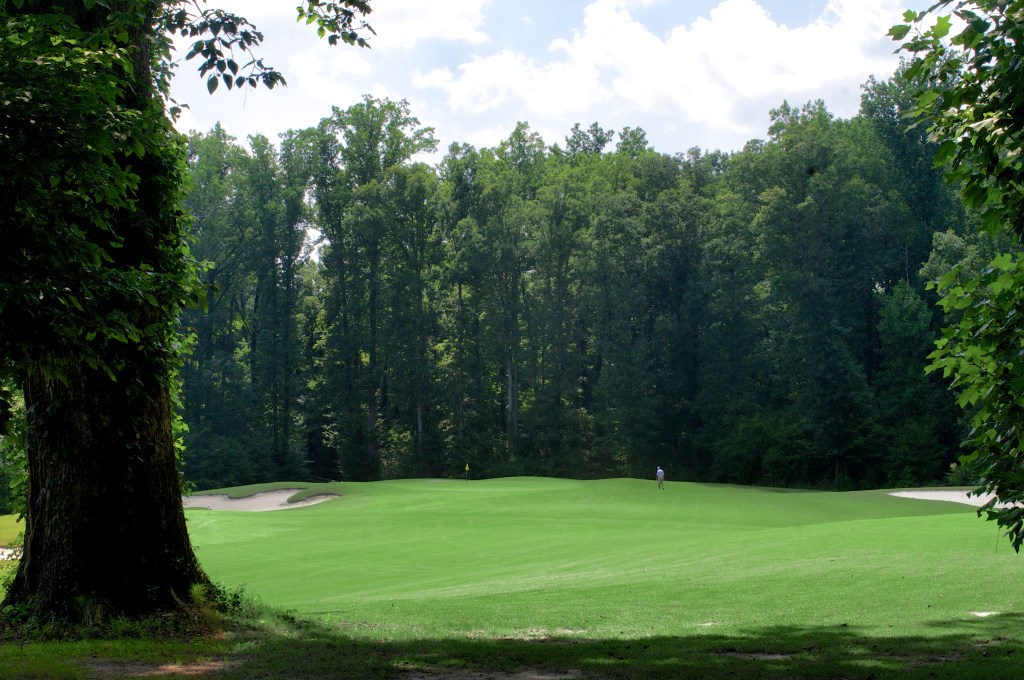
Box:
[186,478,1018,646]
[2,479,1017,679]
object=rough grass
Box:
[1,479,1021,679]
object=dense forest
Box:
[164,65,1000,494]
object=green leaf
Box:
[207,75,219,94]
[888,24,911,41]
[937,266,960,291]
[991,273,1016,294]
[991,253,1016,272]
[933,140,958,167]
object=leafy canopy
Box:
[892,1,1024,549]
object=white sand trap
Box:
[888,489,998,507]
[183,489,336,512]
[0,547,16,561]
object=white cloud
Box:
[413,47,606,118]
[369,0,491,51]
[288,48,372,109]
[169,0,927,157]
[414,51,522,114]
[413,0,910,146]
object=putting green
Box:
[185,478,1019,641]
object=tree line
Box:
[177,71,975,492]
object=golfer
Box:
[656,466,665,490]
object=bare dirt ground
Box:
[393,672,580,680]
[82,663,579,679]
[182,489,337,512]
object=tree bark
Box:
[1,0,209,622]
[4,357,206,620]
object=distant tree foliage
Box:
[178,80,967,491]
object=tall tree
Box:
[239,133,311,479]
[874,281,952,485]
[376,163,444,476]
[0,0,372,622]
[435,143,494,475]
[180,126,263,488]
[0,1,207,621]
[484,123,547,466]
[527,156,592,475]
[578,129,661,475]
[312,96,436,480]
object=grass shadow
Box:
[1,611,1020,678]
[211,611,1022,679]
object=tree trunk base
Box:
[1,360,209,625]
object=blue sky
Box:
[170,0,933,160]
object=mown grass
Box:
[1,478,1021,678]
[0,514,22,605]
[0,514,22,547]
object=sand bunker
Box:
[888,489,997,507]
[0,547,15,561]
[183,489,336,512]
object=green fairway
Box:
[0,514,21,548]
[2,480,1020,678]
[178,478,1023,677]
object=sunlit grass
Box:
[2,480,1020,678]
[0,513,22,547]
[186,478,1018,643]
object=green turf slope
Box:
[0,513,22,547]
[185,478,1018,642]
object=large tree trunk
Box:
[1,0,209,623]
[4,357,206,619]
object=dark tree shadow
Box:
[214,612,1024,679]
